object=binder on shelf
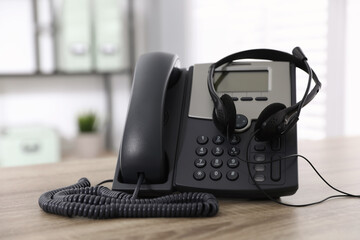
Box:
[93,0,128,72]
[0,0,36,74]
[37,0,55,74]
[57,0,92,72]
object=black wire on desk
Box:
[244,130,360,207]
[96,179,113,186]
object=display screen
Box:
[214,70,269,92]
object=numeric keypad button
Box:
[230,135,241,145]
[227,158,240,168]
[194,158,206,168]
[195,147,207,156]
[193,170,206,180]
[226,170,239,181]
[210,170,222,181]
[196,136,208,145]
[211,158,223,168]
[228,147,240,156]
[212,147,224,156]
[213,135,225,145]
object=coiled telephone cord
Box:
[38,177,219,218]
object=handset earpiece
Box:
[212,94,236,138]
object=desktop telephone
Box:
[39,47,323,218]
[113,47,321,198]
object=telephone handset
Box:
[119,52,179,184]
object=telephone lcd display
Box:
[214,70,269,92]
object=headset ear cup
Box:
[220,94,236,137]
[212,94,236,137]
[255,103,286,141]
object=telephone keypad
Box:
[191,133,285,184]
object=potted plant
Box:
[75,112,104,158]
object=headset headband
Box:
[207,48,322,123]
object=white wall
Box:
[345,0,360,136]
[136,0,190,66]
[137,0,360,139]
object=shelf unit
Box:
[0,0,136,151]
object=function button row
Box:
[233,97,268,102]
[193,170,239,181]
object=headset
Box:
[207,47,322,141]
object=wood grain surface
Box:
[1,136,360,240]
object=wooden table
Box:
[1,137,360,239]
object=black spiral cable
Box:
[38,177,219,218]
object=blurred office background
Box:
[0,0,359,167]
